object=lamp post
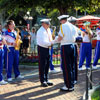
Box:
[24,11,33,31]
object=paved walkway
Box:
[0,65,100,100]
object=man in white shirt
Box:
[37,19,53,87]
[52,15,78,91]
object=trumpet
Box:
[15,28,22,50]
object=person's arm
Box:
[51,25,64,44]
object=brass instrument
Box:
[52,26,56,39]
[83,21,92,40]
[15,28,22,50]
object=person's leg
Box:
[7,48,14,79]
[30,41,34,54]
[3,46,7,69]
[13,50,20,78]
[93,41,100,66]
[0,50,4,81]
[61,45,74,89]
[60,48,63,70]
[79,43,86,68]
[50,47,54,70]
[0,49,8,84]
[38,46,47,84]
[86,43,92,68]
[73,44,78,82]
[45,55,50,82]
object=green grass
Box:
[19,59,100,66]
[91,88,100,100]
[20,62,38,66]
[20,60,60,66]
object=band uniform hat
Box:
[67,16,77,22]
[40,19,51,25]
[57,15,69,21]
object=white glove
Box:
[55,36,58,42]
[51,40,56,44]
[51,36,60,44]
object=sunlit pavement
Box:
[0,65,100,100]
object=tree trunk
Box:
[58,7,68,15]
[0,10,14,27]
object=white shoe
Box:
[74,81,77,84]
[86,67,90,70]
[92,66,97,69]
[16,75,24,79]
[0,80,8,85]
[78,67,83,71]
[69,87,74,91]
[50,69,59,73]
[60,85,68,91]
[60,85,74,91]
[7,78,13,82]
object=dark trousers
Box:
[38,45,50,83]
[73,44,78,81]
[61,44,74,88]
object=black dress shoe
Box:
[47,82,53,86]
[41,82,48,87]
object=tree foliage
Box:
[0,0,100,15]
[0,0,100,25]
[75,0,100,13]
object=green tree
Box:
[0,0,100,25]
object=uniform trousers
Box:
[79,42,92,68]
[73,44,78,81]
[3,45,7,69]
[93,41,100,66]
[49,47,54,70]
[7,47,20,78]
[0,49,4,81]
[61,44,74,88]
[38,45,50,83]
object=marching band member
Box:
[5,20,24,82]
[92,22,100,69]
[52,15,78,91]
[79,22,93,70]
[68,19,79,84]
[37,19,53,87]
[0,24,8,85]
